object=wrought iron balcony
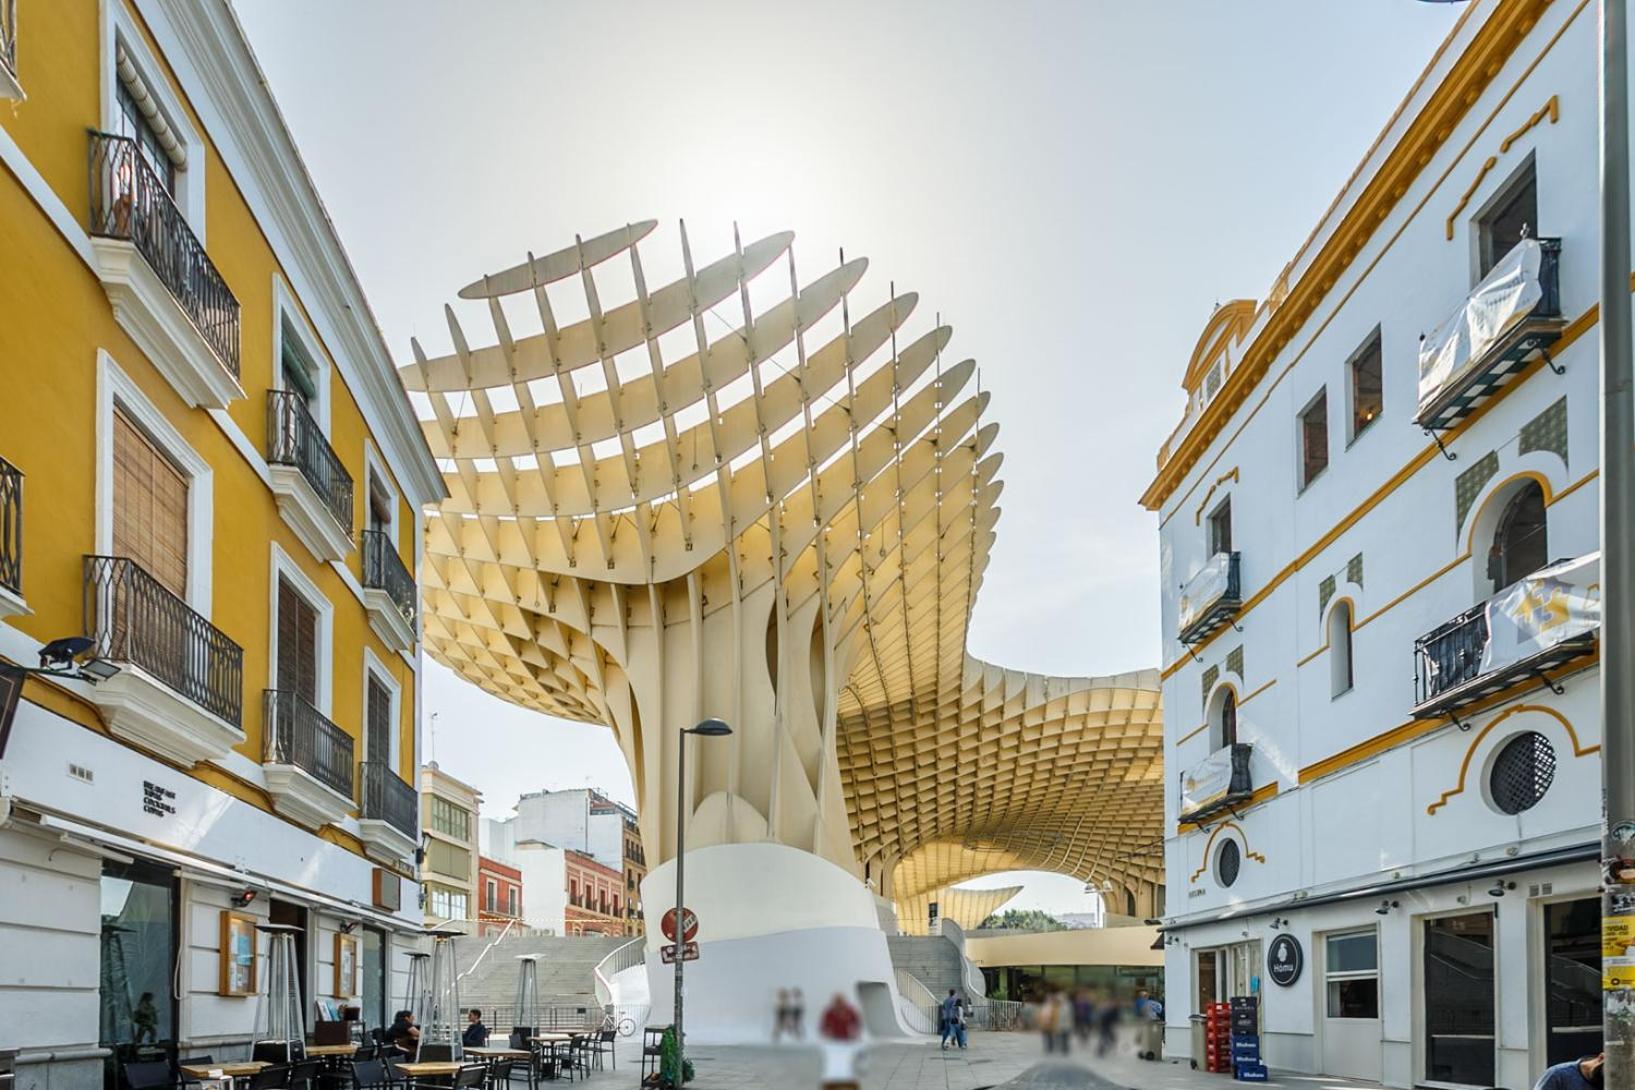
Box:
[88,131,241,378]
[263,689,355,799]
[84,555,243,728]
[1415,237,1564,433]
[1177,551,1241,645]
[267,390,354,557]
[1412,554,1599,720]
[362,759,419,839]
[1178,742,1253,824]
[361,529,416,648]
[0,456,20,601]
[0,0,19,99]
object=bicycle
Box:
[601,1011,637,1038]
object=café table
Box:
[180,1063,267,1080]
[394,1062,464,1078]
[304,1045,358,1057]
[464,1047,534,1089]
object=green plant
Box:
[658,1027,694,1087]
[978,908,1067,932]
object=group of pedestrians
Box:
[1032,987,1160,1055]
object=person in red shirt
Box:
[819,992,862,1041]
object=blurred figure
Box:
[1533,1052,1603,1090]
[1134,988,1163,1021]
[772,988,798,1042]
[938,989,967,1051]
[819,992,864,1090]
[1038,990,1070,1054]
[791,987,806,1037]
[1095,990,1121,1057]
[1072,989,1093,1047]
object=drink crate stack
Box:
[1230,996,1267,1081]
[1204,1002,1232,1073]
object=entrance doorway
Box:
[1543,899,1601,1065]
[1318,928,1381,1082]
[1423,911,1495,1087]
[361,927,387,1033]
[1196,950,1218,1014]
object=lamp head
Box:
[687,718,732,737]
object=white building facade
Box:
[1148,3,1606,1088]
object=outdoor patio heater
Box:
[253,924,304,1062]
[420,929,464,1060]
[402,950,431,1028]
[513,954,539,1037]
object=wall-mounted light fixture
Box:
[1374,899,1399,916]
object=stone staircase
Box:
[886,934,969,1000]
[454,932,630,1023]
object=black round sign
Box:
[1267,934,1303,987]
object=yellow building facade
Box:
[0,2,444,1084]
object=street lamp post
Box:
[673,718,731,1087]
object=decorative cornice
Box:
[1143,0,1559,511]
[137,0,447,507]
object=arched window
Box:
[1329,601,1354,698]
[1212,689,1238,749]
[1488,481,1548,593]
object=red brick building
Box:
[476,855,523,937]
[564,849,625,937]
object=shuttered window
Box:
[368,473,392,534]
[113,408,188,598]
[366,674,392,763]
[276,577,319,703]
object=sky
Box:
[236,0,1463,916]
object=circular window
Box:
[1217,839,1241,888]
[1489,732,1557,814]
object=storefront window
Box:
[361,927,387,1032]
[99,859,177,1081]
[1324,929,1379,1018]
[1424,912,1495,1087]
[1544,899,1601,1065]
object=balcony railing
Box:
[88,131,240,375]
[1178,551,1241,644]
[1,0,17,89]
[84,555,243,727]
[362,759,418,839]
[362,529,416,626]
[267,390,354,533]
[0,457,20,596]
[1412,553,1599,719]
[1415,237,1564,432]
[263,689,355,798]
[1178,742,1253,823]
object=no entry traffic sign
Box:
[661,906,698,943]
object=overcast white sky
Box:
[236,0,1462,915]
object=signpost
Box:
[660,942,699,964]
[660,907,698,945]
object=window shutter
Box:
[296,594,318,704]
[367,676,391,763]
[114,409,188,598]
[276,577,319,704]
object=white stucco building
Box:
[1147,3,1605,1087]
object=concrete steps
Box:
[454,933,629,1021]
[886,935,967,1000]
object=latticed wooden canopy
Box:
[403,220,1163,918]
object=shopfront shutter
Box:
[113,408,188,598]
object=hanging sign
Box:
[1267,934,1303,987]
[660,941,699,964]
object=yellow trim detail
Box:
[1187,820,1269,884]
[1178,784,1280,835]
[1194,467,1241,526]
[1444,94,1559,240]
[1426,702,1598,815]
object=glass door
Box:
[1423,912,1496,1086]
[361,927,387,1033]
[1544,899,1601,1065]
[99,860,177,1087]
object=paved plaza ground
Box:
[601,1032,1392,1090]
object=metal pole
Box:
[1603,0,1635,1081]
[673,728,686,1085]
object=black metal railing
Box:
[361,529,416,627]
[263,689,355,798]
[1178,741,1254,823]
[267,390,354,533]
[362,759,418,838]
[84,555,244,727]
[0,457,20,596]
[1178,551,1242,644]
[1,0,17,85]
[1414,604,1489,707]
[87,131,241,375]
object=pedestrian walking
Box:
[938,990,967,1051]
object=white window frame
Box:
[273,275,332,434]
[1471,152,1539,284]
[363,444,401,544]
[268,542,335,715]
[361,647,402,770]
[96,350,214,614]
[1344,327,1384,446]
[1322,927,1380,1020]
[1297,387,1330,493]
[99,0,207,236]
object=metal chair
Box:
[415,1045,454,1064]
[287,1058,324,1090]
[247,1064,292,1090]
[588,1030,615,1072]
[348,1059,395,1090]
[124,1060,179,1090]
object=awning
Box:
[29,809,421,933]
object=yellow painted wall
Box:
[0,0,421,859]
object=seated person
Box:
[462,1009,488,1048]
[386,1010,420,1054]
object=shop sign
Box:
[1267,934,1303,987]
[142,779,177,819]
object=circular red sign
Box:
[660,907,698,943]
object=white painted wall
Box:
[513,842,568,934]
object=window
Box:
[368,471,394,536]
[1299,390,1329,489]
[1211,689,1238,750]
[428,796,471,840]
[114,77,177,195]
[1488,481,1548,593]
[366,672,393,765]
[113,407,189,598]
[425,839,470,881]
[507,887,519,917]
[1544,899,1603,1065]
[1489,731,1556,814]
[276,576,320,705]
[1478,159,1538,278]
[99,859,177,1057]
[1328,602,1354,698]
[485,879,497,914]
[280,315,320,408]
[1348,333,1383,441]
[1207,497,1232,556]
[1424,913,1496,1086]
[1324,930,1379,1019]
[1216,839,1241,888]
[427,886,467,921]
